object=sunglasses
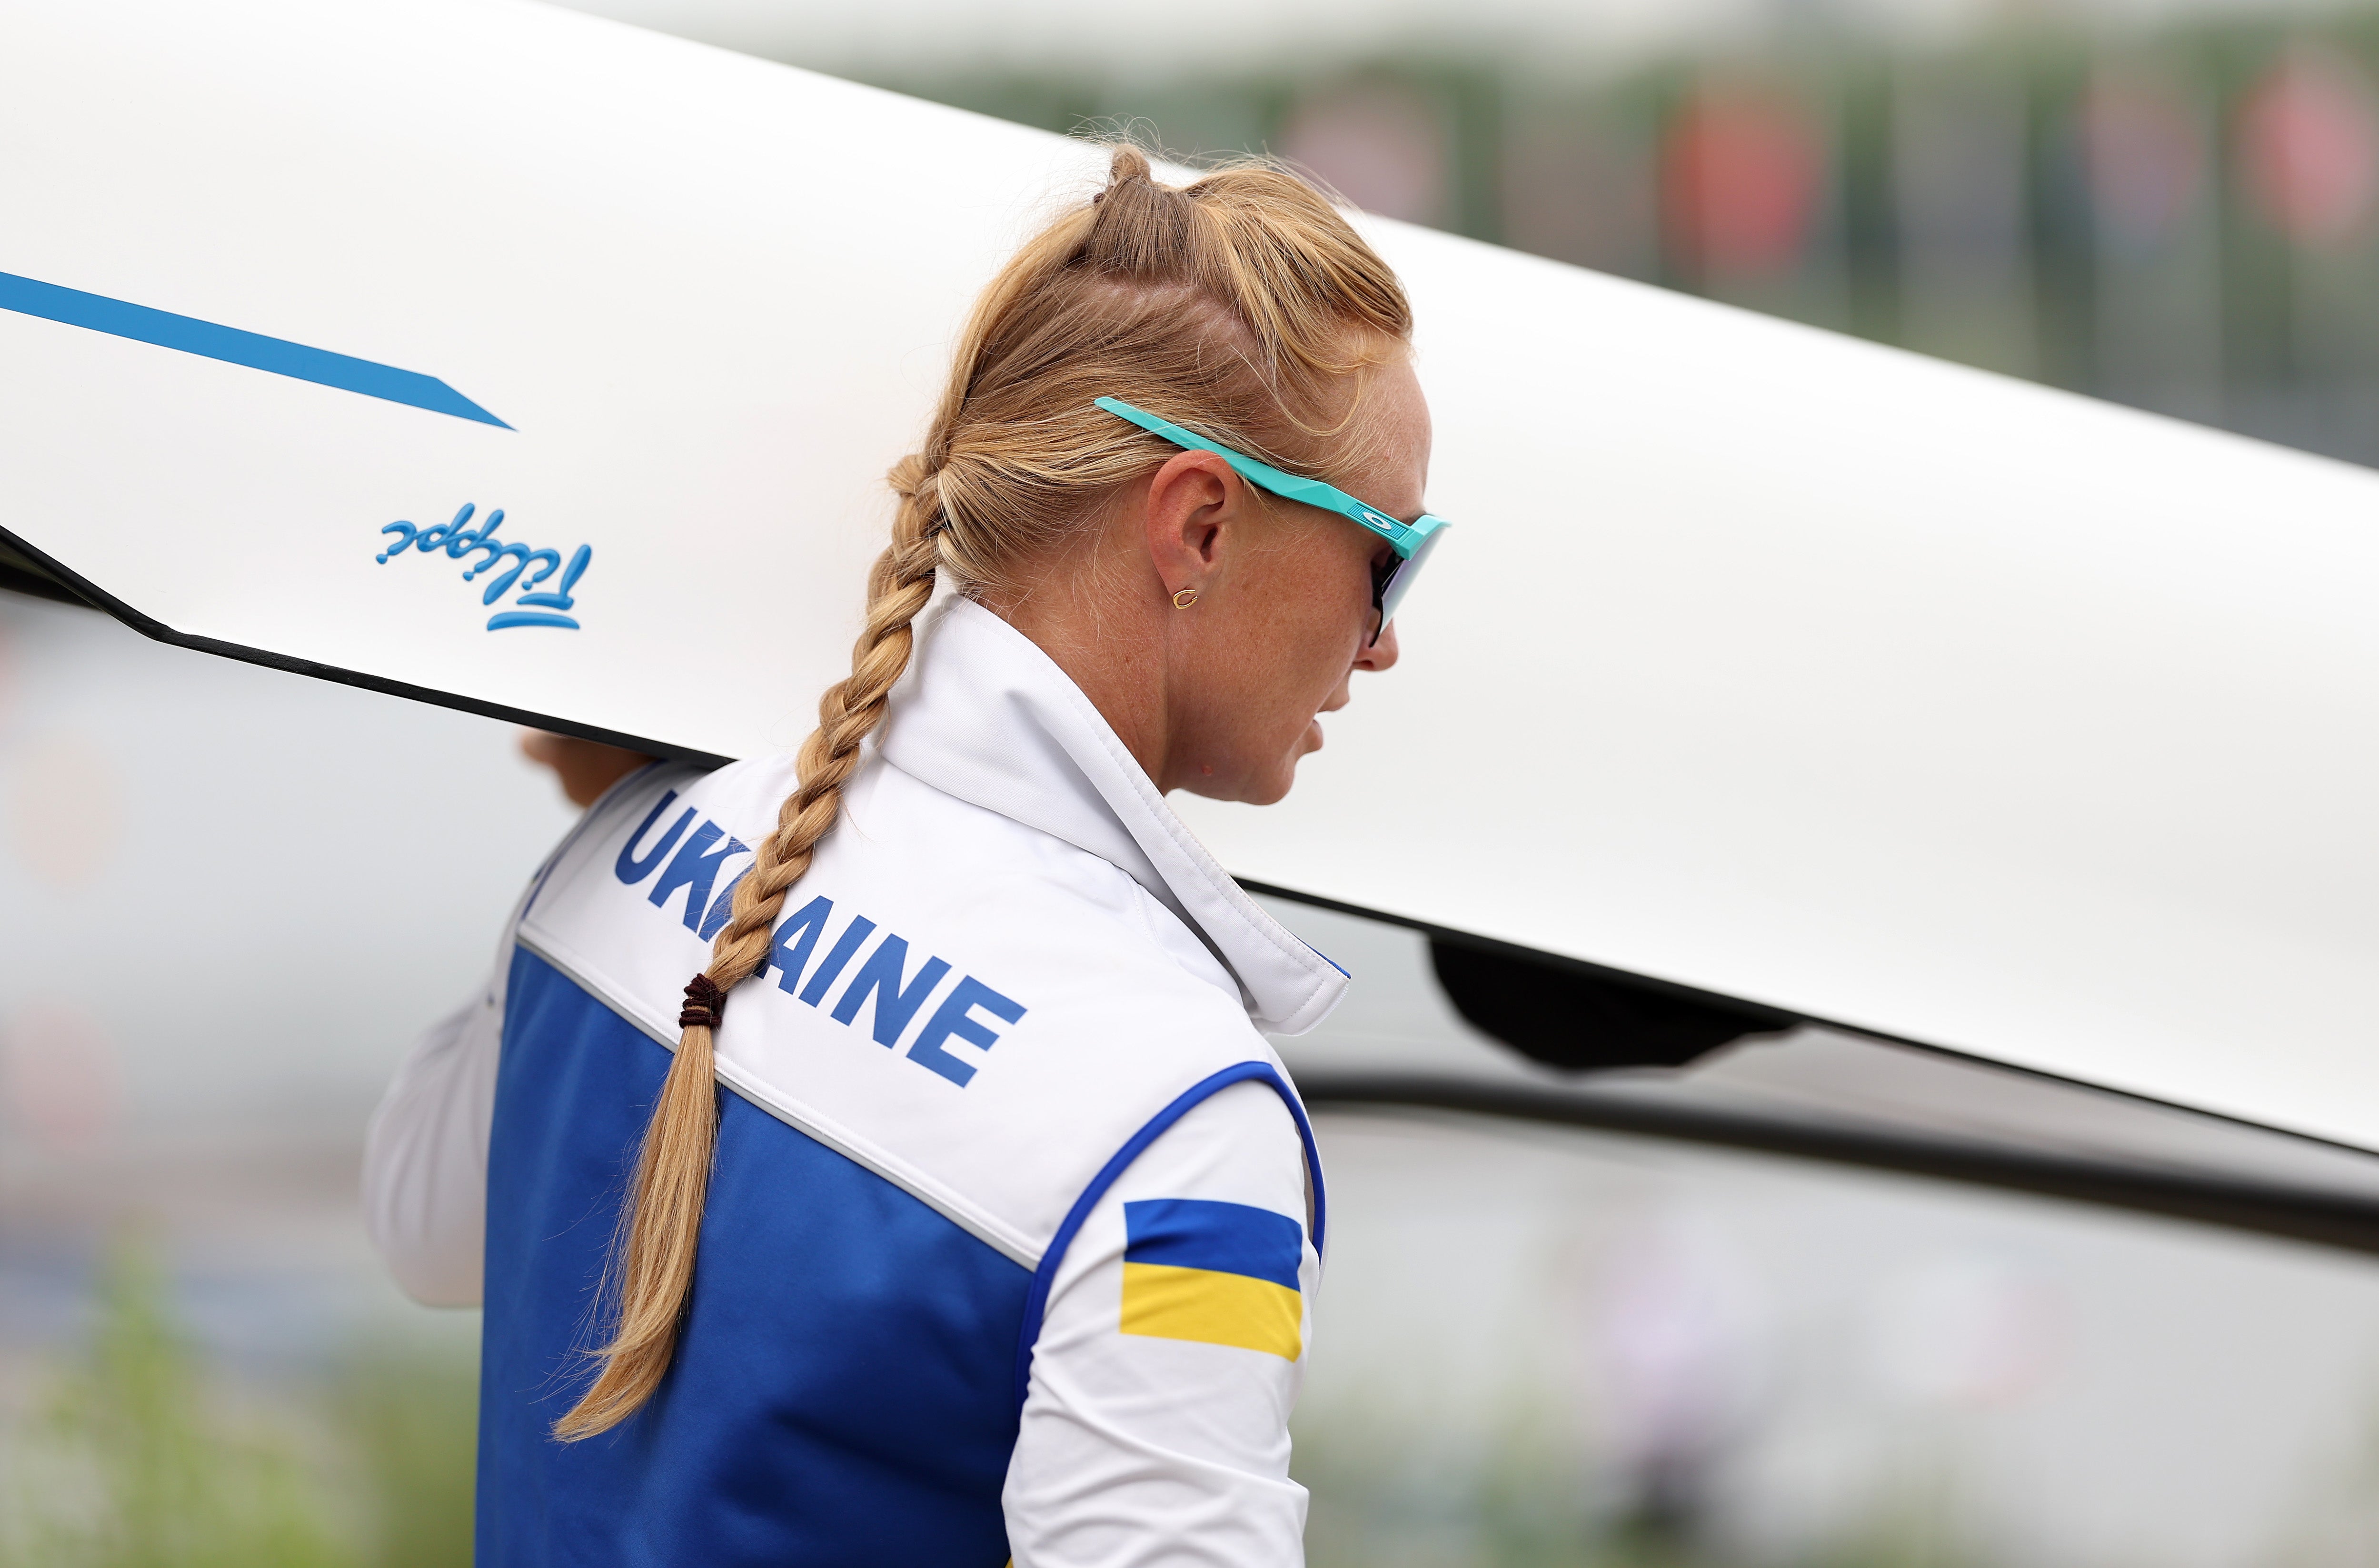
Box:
[1096,397,1450,646]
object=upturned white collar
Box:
[876,595,1347,1036]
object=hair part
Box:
[553,142,1410,1441]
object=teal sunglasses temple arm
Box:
[1093,397,1448,560]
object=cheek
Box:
[1270,598,1359,726]
[1214,542,1366,752]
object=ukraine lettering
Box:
[375,502,592,631]
[615,791,1026,1086]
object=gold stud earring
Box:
[1172,587,1201,610]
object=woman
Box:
[364,146,1443,1567]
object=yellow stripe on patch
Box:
[1120,1262,1303,1360]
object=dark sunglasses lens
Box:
[1372,525,1444,641]
[1367,558,1399,646]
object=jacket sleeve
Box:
[361,972,505,1308]
[1005,1077,1319,1568]
[361,853,550,1307]
[362,762,664,1306]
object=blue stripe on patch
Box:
[1123,1198,1302,1292]
[0,269,511,428]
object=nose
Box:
[1357,619,1401,673]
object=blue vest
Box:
[470,602,1344,1566]
[478,947,1029,1567]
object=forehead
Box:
[1368,357,1430,453]
[1339,356,1431,510]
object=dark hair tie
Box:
[679,973,729,1031]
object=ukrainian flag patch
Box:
[1120,1198,1304,1360]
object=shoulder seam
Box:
[1010,1062,1325,1409]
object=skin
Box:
[520,729,653,809]
[523,357,1430,813]
[997,355,1428,804]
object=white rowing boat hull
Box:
[3,0,2373,1150]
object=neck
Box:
[979,555,1180,793]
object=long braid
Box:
[552,142,1410,1440]
[553,456,947,1440]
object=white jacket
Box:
[365,595,1349,1568]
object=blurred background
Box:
[567,0,2379,465]
[16,0,2379,1561]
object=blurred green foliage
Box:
[8,1240,1997,1568]
[337,1347,477,1568]
[9,1236,2379,1567]
[1293,1384,1991,1568]
[0,1242,476,1568]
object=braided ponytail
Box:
[553,446,947,1440]
[555,142,1410,1439]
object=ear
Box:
[1139,449,1249,599]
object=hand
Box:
[519,729,655,808]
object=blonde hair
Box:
[553,144,1412,1440]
